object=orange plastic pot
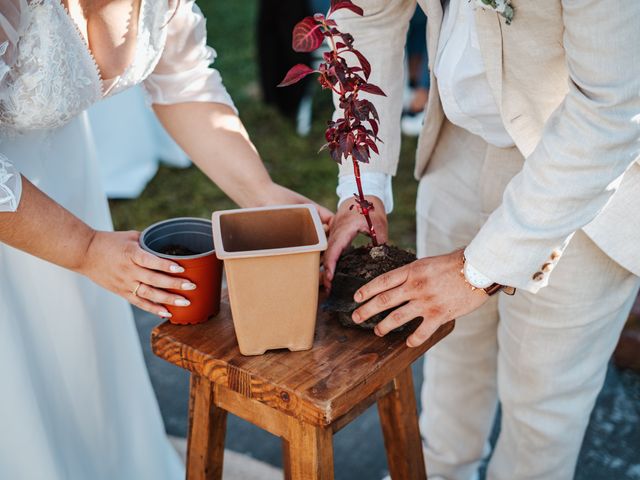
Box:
[212,204,327,355]
[140,217,223,325]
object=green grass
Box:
[109,0,419,250]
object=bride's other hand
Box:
[76,230,196,318]
[259,182,334,226]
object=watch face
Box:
[463,262,493,289]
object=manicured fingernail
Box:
[170,265,185,273]
[374,326,382,337]
[181,282,197,291]
[354,291,362,302]
[159,310,172,318]
[352,311,360,323]
[175,298,191,307]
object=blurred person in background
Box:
[0,1,330,478]
[257,0,331,137]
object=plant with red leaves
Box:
[278,0,384,246]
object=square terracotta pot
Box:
[212,204,327,356]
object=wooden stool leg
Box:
[284,419,334,480]
[377,366,427,480]
[186,375,227,480]
[282,439,292,480]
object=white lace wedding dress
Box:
[0,1,233,478]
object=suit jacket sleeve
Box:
[331,0,416,178]
[465,0,640,293]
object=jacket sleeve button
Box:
[532,271,544,281]
[542,262,554,273]
[550,249,562,261]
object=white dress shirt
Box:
[434,0,514,148]
[337,0,512,287]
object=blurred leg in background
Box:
[257,0,313,120]
[402,8,430,137]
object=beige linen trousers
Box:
[416,121,640,479]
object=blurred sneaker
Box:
[401,110,425,137]
[409,87,429,113]
[403,85,416,111]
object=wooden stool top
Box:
[152,290,453,427]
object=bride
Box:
[0,0,331,478]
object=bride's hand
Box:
[76,230,196,318]
[258,182,334,226]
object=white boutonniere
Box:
[474,0,515,24]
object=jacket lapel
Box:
[414,0,446,179]
[421,0,443,66]
[474,10,504,122]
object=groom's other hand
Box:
[351,249,489,347]
[323,195,388,291]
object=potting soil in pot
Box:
[323,244,417,330]
[158,244,198,256]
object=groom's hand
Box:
[323,196,388,291]
[351,249,489,347]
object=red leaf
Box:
[330,1,364,16]
[338,32,355,47]
[368,101,379,121]
[352,144,370,163]
[366,138,379,154]
[352,49,371,78]
[278,64,315,87]
[292,17,324,53]
[359,82,386,96]
[330,145,342,163]
[339,132,355,157]
[369,119,379,137]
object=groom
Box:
[324,0,640,478]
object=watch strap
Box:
[484,283,516,296]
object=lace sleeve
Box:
[143,0,236,111]
[0,153,22,212]
[0,0,27,84]
[0,0,27,212]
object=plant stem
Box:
[352,158,379,246]
[325,16,379,247]
[326,24,337,52]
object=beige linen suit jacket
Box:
[334,0,640,292]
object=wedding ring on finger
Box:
[132,282,142,297]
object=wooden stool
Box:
[152,291,453,480]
